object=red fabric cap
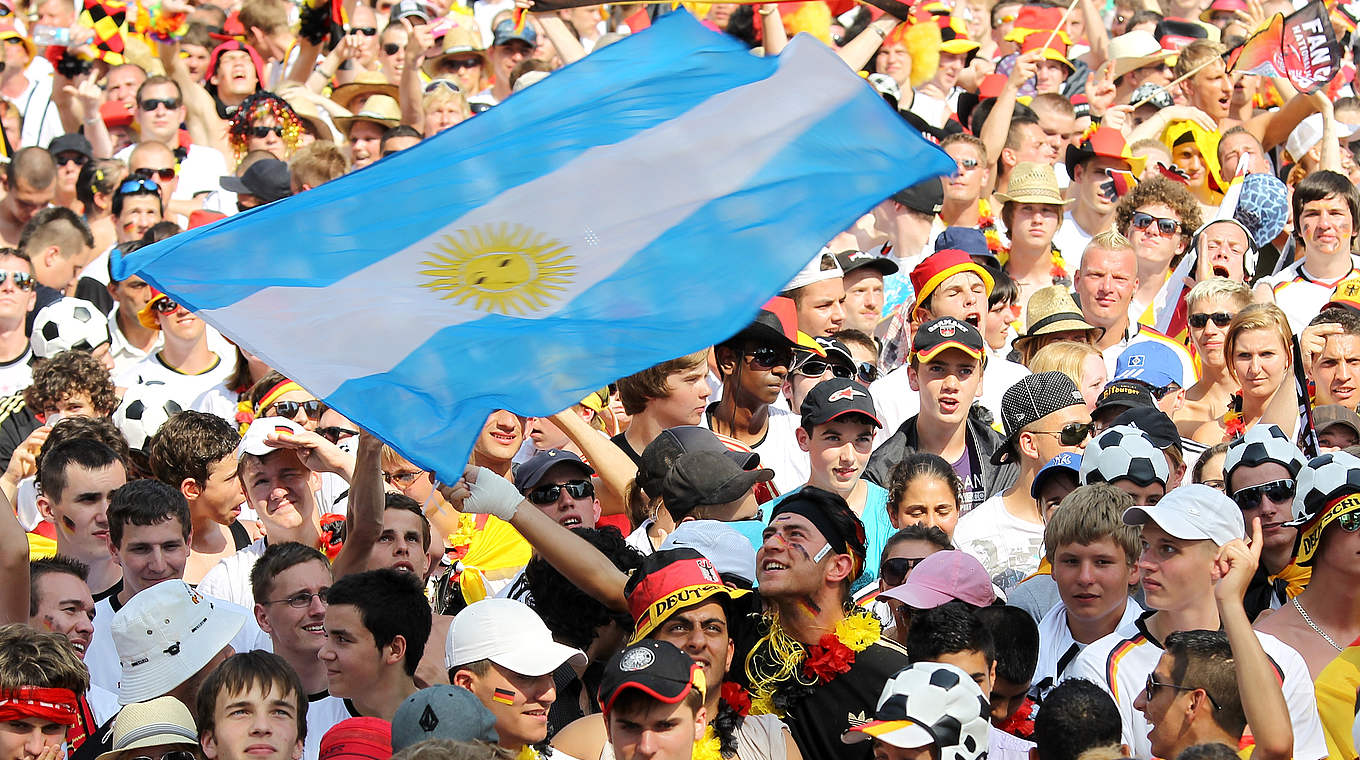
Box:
[319,718,392,760]
[909,249,975,300]
[100,100,134,128]
[1085,126,1129,160]
[207,40,265,85]
[1011,5,1064,31]
[625,555,726,626]
[760,296,800,343]
[978,73,1008,99]
[1020,32,1069,55]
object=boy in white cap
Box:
[780,251,845,339]
[446,598,587,759]
[1066,484,1326,760]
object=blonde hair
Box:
[1186,277,1251,312]
[288,140,348,193]
[1086,228,1133,255]
[1224,303,1293,383]
[1174,40,1227,79]
[422,86,471,122]
[1029,341,1101,387]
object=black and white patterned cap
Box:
[1079,425,1170,487]
[991,371,1086,465]
[1224,424,1306,491]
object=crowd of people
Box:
[0,0,1359,759]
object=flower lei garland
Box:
[976,198,1008,259]
[745,607,882,717]
[1225,392,1247,438]
[996,247,1069,285]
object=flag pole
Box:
[1130,55,1218,108]
[1040,0,1081,53]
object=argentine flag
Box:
[116,12,953,480]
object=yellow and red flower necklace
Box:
[745,607,882,717]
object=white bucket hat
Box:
[113,582,244,704]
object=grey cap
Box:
[391,686,498,751]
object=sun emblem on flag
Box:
[418,223,576,315]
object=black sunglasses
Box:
[249,125,284,138]
[317,425,358,444]
[439,57,484,71]
[1232,479,1295,511]
[1145,673,1220,710]
[746,346,792,370]
[150,296,179,314]
[268,399,327,420]
[139,97,181,111]
[55,153,88,168]
[1188,311,1235,329]
[794,358,854,379]
[880,556,927,588]
[133,166,175,182]
[1149,382,1181,400]
[527,479,593,505]
[383,42,401,55]
[349,26,379,35]
[1031,421,1092,447]
[0,270,33,291]
[1131,212,1180,236]
[856,361,879,384]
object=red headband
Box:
[0,687,81,726]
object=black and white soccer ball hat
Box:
[1079,424,1169,487]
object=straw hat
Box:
[334,95,401,133]
[1108,30,1175,80]
[995,163,1073,206]
[329,70,399,113]
[422,14,486,79]
[95,697,199,760]
[1013,285,1103,355]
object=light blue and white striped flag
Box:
[116,11,953,480]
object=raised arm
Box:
[400,21,433,130]
[836,15,899,74]
[157,38,230,154]
[980,50,1041,189]
[548,407,637,517]
[0,469,28,624]
[331,431,385,579]
[758,4,787,55]
[442,466,629,611]
[1214,519,1292,760]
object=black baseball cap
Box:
[799,377,881,428]
[50,133,92,159]
[638,426,758,499]
[835,250,899,278]
[890,177,944,215]
[992,371,1087,465]
[1112,406,1183,455]
[660,450,773,520]
[598,640,704,715]
[220,158,292,203]
[513,449,594,493]
[1093,380,1158,418]
[912,317,986,364]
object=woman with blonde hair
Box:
[1175,278,1252,441]
[421,80,471,136]
[1029,340,1106,410]
[1193,303,1300,444]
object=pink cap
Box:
[879,550,995,609]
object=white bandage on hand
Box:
[463,466,523,521]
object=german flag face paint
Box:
[492,687,517,705]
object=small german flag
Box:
[492,688,516,705]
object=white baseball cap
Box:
[783,250,844,292]
[237,416,306,458]
[445,599,586,676]
[659,520,757,586]
[1122,483,1245,547]
[112,581,244,704]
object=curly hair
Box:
[1113,176,1202,240]
[227,91,302,162]
[519,526,643,650]
[24,350,118,415]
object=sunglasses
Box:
[794,358,854,379]
[746,346,793,370]
[955,157,980,170]
[439,57,484,70]
[383,42,401,55]
[268,399,327,420]
[424,79,461,94]
[527,479,593,505]
[56,153,88,168]
[856,361,879,384]
[317,425,358,444]
[133,166,175,182]
[880,556,927,588]
[350,26,379,35]
[1188,311,1234,329]
[1145,674,1221,710]
[150,296,180,314]
[139,97,181,111]
[264,589,328,608]
[0,270,33,291]
[1149,382,1181,400]
[126,753,197,760]
[383,470,424,488]
[1030,421,1092,447]
[1339,511,1360,532]
[117,177,159,195]
[249,125,284,138]
[1130,212,1181,236]
[0,7,12,15]
[1232,479,1295,510]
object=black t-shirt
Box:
[0,394,39,470]
[610,432,642,467]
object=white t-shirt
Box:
[702,404,806,495]
[1257,254,1360,335]
[115,143,230,200]
[1031,598,1143,703]
[1066,613,1327,760]
[0,346,32,397]
[192,381,241,425]
[1052,209,1097,269]
[85,588,272,695]
[304,694,350,760]
[106,307,165,379]
[86,683,119,725]
[989,725,1035,760]
[115,351,235,409]
[952,494,1045,592]
[196,537,268,608]
[13,58,63,149]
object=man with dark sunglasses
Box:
[0,246,35,395]
[49,134,91,215]
[1222,424,1307,621]
[782,336,856,416]
[955,371,1088,592]
[1068,484,1325,760]
[513,449,600,531]
[116,76,230,202]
